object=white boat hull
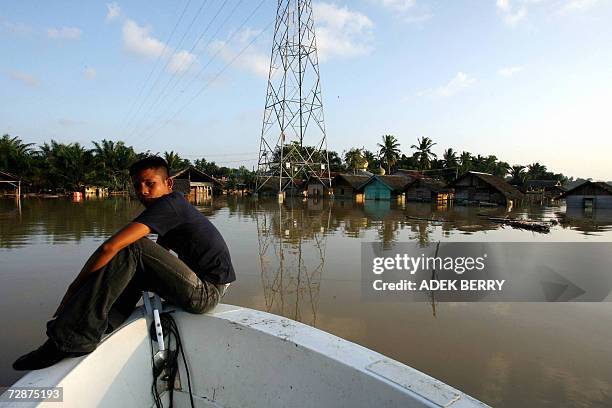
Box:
[2,304,489,407]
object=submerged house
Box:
[454,171,523,206]
[558,181,612,209]
[84,185,109,197]
[257,176,305,196]
[172,166,222,199]
[358,175,411,201]
[331,174,371,199]
[0,170,20,196]
[525,180,566,198]
[306,173,335,198]
[405,178,453,202]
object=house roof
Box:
[172,166,222,185]
[332,174,371,189]
[357,175,412,193]
[456,171,524,200]
[0,170,19,182]
[408,177,452,193]
[525,180,563,189]
[557,180,612,198]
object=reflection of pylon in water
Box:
[256,198,330,326]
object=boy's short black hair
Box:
[129,156,170,179]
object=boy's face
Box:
[132,167,173,207]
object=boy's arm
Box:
[54,222,151,317]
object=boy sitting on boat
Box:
[13,156,235,370]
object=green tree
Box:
[377,134,401,174]
[92,139,137,191]
[442,148,458,169]
[410,137,437,170]
[509,165,527,185]
[458,151,472,175]
[164,151,190,173]
[344,148,367,173]
[0,134,34,175]
[527,162,547,180]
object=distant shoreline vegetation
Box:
[0,133,592,193]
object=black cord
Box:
[150,312,196,408]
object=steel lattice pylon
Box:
[256,0,331,194]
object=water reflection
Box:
[256,198,330,326]
[2,197,612,408]
[556,207,612,235]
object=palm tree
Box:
[362,150,378,171]
[458,151,472,175]
[493,161,510,178]
[410,137,437,170]
[164,151,190,173]
[0,134,34,174]
[344,148,367,173]
[527,162,547,180]
[377,135,401,174]
[510,165,527,185]
[92,140,137,191]
[442,148,458,169]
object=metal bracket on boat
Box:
[143,291,167,372]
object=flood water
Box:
[1,196,612,407]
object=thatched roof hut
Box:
[454,171,523,206]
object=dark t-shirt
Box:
[133,192,235,285]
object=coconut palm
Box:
[458,151,472,174]
[442,148,458,169]
[527,162,547,180]
[410,137,437,170]
[493,161,510,178]
[0,134,34,174]
[164,151,190,173]
[344,148,367,173]
[377,135,401,174]
[510,165,527,185]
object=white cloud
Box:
[312,2,374,60]
[418,72,476,98]
[498,66,523,77]
[106,2,121,21]
[168,50,197,74]
[7,71,40,87]
[374,0,431,23]
[560,0,600,13]
[378,0,416,12]
[84,67,97,80]
[47,26,82,40]
[208,29,269,78]
[122,19,168,59]
[496,0,527,25]
[2,21,33,36]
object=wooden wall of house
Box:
[308,184,324,197]
[569,184,612,197]
[566,195,612,209]
[364,180,391,200]
[333,185,354,198]
[406,187,433,202]
[455,187,507,205]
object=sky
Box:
[1,0,611,180]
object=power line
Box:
[122,0,212,139]
[131,2,272,146]
[124,0,242,144]
[117,0,194,136]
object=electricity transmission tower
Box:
[256,0,331,194]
